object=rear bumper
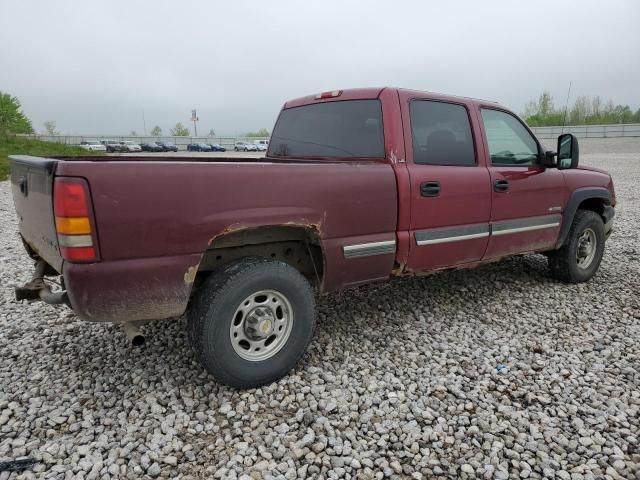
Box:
[63,253,201,322]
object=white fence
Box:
[17,123,640,149]
[530,123,640,139]
[16,134,269,151]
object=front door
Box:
[478,108,567,259]
[402,96,492,272]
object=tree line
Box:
[0,92,34,137]
[523,92,640,127]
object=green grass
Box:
[0,136,103,181]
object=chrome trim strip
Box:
[58,234,93,248]
[415,224,489,246]
[491,222,560,236]
[416,231,489,246]
[491,214,562,236]
[343,240,396,259]
[414,215,563,246]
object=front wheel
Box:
[548,210,605,283]
[188,257,316,389]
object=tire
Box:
[548,210,605,283]
[188,257,316,389]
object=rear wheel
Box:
[548,210,605,283]
[188,257,316,388]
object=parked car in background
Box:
[120,141,142,152]
[254,139,269,148]
[157,142,178,152]
[208,143,226,152]
[187,143,213,152]
[141,142,164,152]
[100,140,123,152]
[254,143,267,152]
[79,141,107,152]
[234,141,257,152]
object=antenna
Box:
[561,81,572,134]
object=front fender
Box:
[556,187,611,248]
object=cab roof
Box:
[283,87,499,109]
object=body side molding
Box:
[415,224,489,246]
[343,240,396,259]
[492,214,561,236]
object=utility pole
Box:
[142,109,147,136]
[191,109,199,137]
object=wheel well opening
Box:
[577,198,606,218]
[196,226,324,286]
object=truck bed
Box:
[10,154,399,321]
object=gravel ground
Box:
[1,139,638,479]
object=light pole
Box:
[191,109,199,137]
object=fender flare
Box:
[556,187,611,248]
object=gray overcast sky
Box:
[1,0,639,135]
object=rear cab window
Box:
[268,100,384,158]
[409,100,476,166]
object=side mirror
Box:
[557,133,579,170]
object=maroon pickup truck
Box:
[10,88,615,388]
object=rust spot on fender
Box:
[184,265,198,284]
[283,220,322,237]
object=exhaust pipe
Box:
[122,323,145,347]
[39,288,68,305]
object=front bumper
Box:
[603,205,615,239]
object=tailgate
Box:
[9,155,63,272]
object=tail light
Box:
[53,177,99,262]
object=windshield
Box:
[269,99,384,158]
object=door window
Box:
[410,100,476,166]
[481,109,539,166]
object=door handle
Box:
[494,179,509,193]
[421,181,441,197]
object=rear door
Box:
[400,93,491,272]
[478,108,567,259]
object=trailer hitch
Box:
[15,259,69,306]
